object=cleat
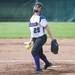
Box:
[33,69,42,74]
[44,62,52,70]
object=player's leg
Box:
[31,38,41,72]
[31,34,47,72]
[39,47,52,69]
[31,34,50,72]
[37,34,52,69]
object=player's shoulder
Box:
[39,14,46,19]
[39,14,47,22]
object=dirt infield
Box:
[0,39,75,75]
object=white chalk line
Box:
[0,60,74,64]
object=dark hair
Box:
[35,2,43,8]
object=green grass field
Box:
[0,22,75,38]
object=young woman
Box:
[25,2,53,73]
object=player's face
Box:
[35,5,42,12]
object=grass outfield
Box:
[0,22,75,38]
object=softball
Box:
[25,44,32,49]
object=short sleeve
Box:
[40,15,48,27]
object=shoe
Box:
[44,62,52,70]
[34,69,42,74]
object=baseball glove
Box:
[51,39,59,54]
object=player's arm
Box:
[29,37,32,44]
[45,25,53,39]
[40,18,53,39]
[24,37,32,45]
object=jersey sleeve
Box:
[40,16,48,27]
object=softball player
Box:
[25,2,53,73]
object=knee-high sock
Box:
[33,55,40,71]
[40,54,49,65]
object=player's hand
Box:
[24,41,31,45]
[24,41,32,49]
